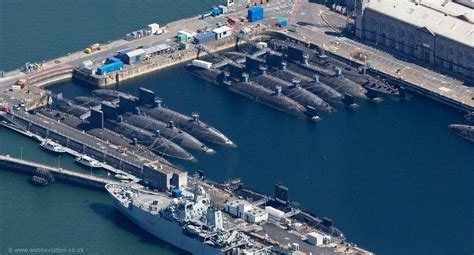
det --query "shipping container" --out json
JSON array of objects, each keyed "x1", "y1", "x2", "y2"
[
  {"x1": 212, "y1": 26, "x2": 232, "y2": 40},
  {"x1": 106, "y1": 56, "x2": 121, "y2": 64},
  {"x1": 194, "y1": 32, "x2": 216, "y2": 44},
  {"x1": 211, "y1": 8, "x2": 222, "y2": 16},
  {"x1": 96, "y1": 61, "x2": 123, "y2": 75},
  {"x1": 278, "y1": 18, "x2": 288, "y2": 27},
  {"x1": 177, "y1": 34, "x2": 187, "y2": 43},
  {"x1": 144, "y1": 44, "x2": 171, "y2": 56},
  {"x1": 123, "y1": 49, "x2": 146, "y2": 64},
  {"x1": 147, "y1": 23, "x2": 160, "y2": 34},
  {"x1": 218, "y1": 5, "x2": 228, "y2": 14},
  {"x1": 192, "y1": 60, "x2": 213, "y2": 69},
  {"x1": 228, "y1": 16, "x2": 241, "y2": 26},
  {"x1": 248, "y1": 6, "x2": 264, "y2": 22}
]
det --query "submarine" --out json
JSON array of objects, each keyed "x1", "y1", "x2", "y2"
[
  {"x1": 74, "y1": 96, "x2": 104, "y2": 108},
  {"x1": 448, "y1": 124, "x2": 474, "y2": 142},
  {"x1": 38, "y1": 108, "x2": 173, "y2": 165},
  {"x1": 75, "y1": 96, "x2": 214, "y2": 154},
  {"x1": 104, "y1": 118, "x2": 195, "y2": 161},
  {"x1": 289, "y1": 63, "x2": 368, "y2": 100},
  {"x1": 122, "y1": 113, "x2": 215, "y2": 155},
  {"x1": 186, "y1": 63, "x2": 315, "y2": 119},
  {"x1": 273, "y1": 69, "x2": 344, "y2": 103},
  {"x1": 92, "y1": 89, "x2": 236, "y2": 147},
  {"x1": 254, "y1": 68, "x2": 335, "y2": 113},
  {"x1": 51, "y1": 101, "x2": 195, "y2": 161}
]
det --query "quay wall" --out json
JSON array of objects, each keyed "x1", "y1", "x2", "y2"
[
  {"x1": 0, "y1": 155, "x2": 117, "y2": 191},
  {"x1": 74, "y1": 33, "x2": 270, "y2": 87},
  {"x1": 10, "y1": 114, "x2": 145, "y2": 177},
  {"x1": 269, "y1": 30, "x2": 474, "y2": 112}
]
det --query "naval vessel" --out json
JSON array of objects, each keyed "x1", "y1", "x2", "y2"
[
  {"x1": 106, "y1": 183, "x2": 269, "y2": 255},
  {"x1": 93, "y1": 89, "x2": 236, "y2": 147},
  {"x1": 273, "y1": 70, "x2": 344, "y2": 103},
  {"x1": 75, "y1": 96, "x2": 215, "y2": 154},
  {"x1": 448, "y1": 124, "x2": 474, "y2": 142},
  {"x1": 186, "y1": 65, "x2": 312, "y2": 119},
  {"x1": 254, "y1": 73, "x2": 335, "y2": 113}
]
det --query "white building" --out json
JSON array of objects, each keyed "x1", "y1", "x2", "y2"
[
  {"x1": 212, "y1": 26, "x2": 232, "y2": 40},
  {"x1": 243, "y1": 207, "x2": 268, "y2": 224},
  {"x1": 306, "y1": 232, "x2": 331, "y2": 246},
  {"x1": 226, "y1": 199, "x2": 252, "y2": 218}
]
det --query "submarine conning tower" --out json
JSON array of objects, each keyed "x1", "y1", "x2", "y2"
[
  {"x1": 101, "y1": 101, "x2": 119, "y2": 120},
  {"x1": 245, "y1": 56, "x2": 264, "y2": 74},
  {"x1": 119, "y1": 95, "x2": 138, "y2": 114},
  {"x1": 266, "y1": 51, "x2": 284, "y2": 70},
  {"x1": 138, "y1": 87, "x2": 156, "y2": 106}
]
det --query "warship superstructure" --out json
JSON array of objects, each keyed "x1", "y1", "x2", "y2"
[{"x1": 106, "y1": 183, "x2": 269, "y2": 255}]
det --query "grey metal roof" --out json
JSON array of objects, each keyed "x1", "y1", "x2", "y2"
[
  {"x1": 366, "y1": 0, "x2": 474, "y2": 47},
  {"x1": 144, "y1": 43, "x2": 171, "y2": 54}
]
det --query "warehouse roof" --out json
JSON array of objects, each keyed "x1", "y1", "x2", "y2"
[
  {"x1": 126, "y1": 49, "x2": 146, "y2": 57},
  {"x1": 144, "y1": 44, "x2": 171, "y2": 54},
  {"x1": 365, "y1": 0, "x2": 474, "y2": 47}
]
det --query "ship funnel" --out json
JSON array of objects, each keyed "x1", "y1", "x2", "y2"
[
  {"x1": 292, "y1": 78, "x2": 301, "y2": 88},
  {"x1": 303, "y1": 55, "x2": 309, "y2": 65},
  {"x1": 313, "y1": 75, "x2": 320, "y2": 83},
  {"x1": 280, "y1": 61, "x2": 287, "y2": 70},
  {"x1": 240, "y1": 73, "x2": 249, "y2": 83},
  {"x1": 154, "y1": 99, "x2": 162, "y2": 108},
  {"x1": 192, "y1": 112, "x2": 200, "y2": 122},
  {"x1": 155, "y1": 130, "x2": 160, "y2": 137},
  {"x1": 276, "y1": 85, "x2": 282, "y2": 96},
  {"x1": 259, "y1": 66, "x2": 267, "y2": 75},
  {"x1": 335, "y1": 67, "x2": 342, "y2": 77}
]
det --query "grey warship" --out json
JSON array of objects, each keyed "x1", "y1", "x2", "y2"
[{"x1": 105, "y1": 183, "x2": 269, "y2": 255}]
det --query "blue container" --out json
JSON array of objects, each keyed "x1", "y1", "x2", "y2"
[
  {"x1": 194, "y1": 32, "x2": 216, "y2": 44},
  {"x1": 171, "y1": 188, "x2": 182, "y2": 198},
  {"x1": 278, "y1": 18, "x2": 288, "y2": 27},
  {"x1": 211, "y1": 8, "x2": 222, "y2": 16},
  {"x1": 117, "y1": 48, "x2": 132, "y2": 55},
  {"x1": 106, "y1": 56, "x2": 121, "y2": 64},
  {"x1": 96, "y1": 61, "x2": 124, "y2": 75},
  {"x1": 248, "y1": 6, "x2": 264, "y2": 22}
]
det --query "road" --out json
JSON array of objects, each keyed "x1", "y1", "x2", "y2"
[{"x1": 1, "y1": 0, "x2": 472, "y2": 111}]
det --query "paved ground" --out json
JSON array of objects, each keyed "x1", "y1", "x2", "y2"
[
  {"x1": 1, "y1": 0, "x2": 472, "y2": 111},
  {"x1": 290, "y1": 0, "x2": 474, "y2": 110}
]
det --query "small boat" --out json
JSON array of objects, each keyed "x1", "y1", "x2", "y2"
[
  {"x1": 114, "y1": 173, "x2": 132, "y2": 180},
  {"x1": 40, "y1": 139, "x2": 66, "y2": 154},
  {"x1": 75, "y1": 155, "x2": 103, "y2": 169}
]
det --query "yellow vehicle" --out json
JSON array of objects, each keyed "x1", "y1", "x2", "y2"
[{"x1": 84, "y1": 43, "x2": 101, "y2": 54}]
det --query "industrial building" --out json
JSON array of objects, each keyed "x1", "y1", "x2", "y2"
[
  {"x1": 142, "y1": 163, "x2": 187, "y2": 191},
  {"x1": 355, "y1": 0, "x2": 474, "y2": 82}
]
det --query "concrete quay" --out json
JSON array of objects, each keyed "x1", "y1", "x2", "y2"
[
  {"x1": 0, "y1": 154, "x2": 120, "y2": 191},
  {"x1": 275, "y1": 29, "x2": 474, "y2": 112}
]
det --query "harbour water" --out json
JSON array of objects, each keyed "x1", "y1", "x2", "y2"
[{"x1": 0, "y1": 1, "x2": 473, "y2": 255}]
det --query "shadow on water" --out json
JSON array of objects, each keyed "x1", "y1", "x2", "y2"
[{"x1": 88, "y1": 202, "x2": 187, "y2": 254}]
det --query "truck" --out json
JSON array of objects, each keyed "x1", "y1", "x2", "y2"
[{"x1": 84, "y1": 43, "x2": 101, "y2": 54}]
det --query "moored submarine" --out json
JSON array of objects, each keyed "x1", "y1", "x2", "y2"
[
  {"x1": 448, "y1": 124, "x2": 474, "y2": 142},
  {"x1": 254, "y1": 67, "x2": 334, "y2": 113},
  {"x1": 93, "y1": 88, "x2": 236, "y2": 147}
]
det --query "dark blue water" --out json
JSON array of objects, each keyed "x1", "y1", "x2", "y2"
[{"x1": 1, "y1": 1, "x2": 473, "y2": 255}]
